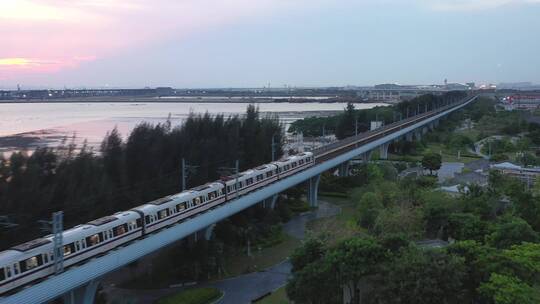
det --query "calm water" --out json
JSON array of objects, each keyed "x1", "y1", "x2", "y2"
[{"x1": 0, "y1": 102, "x2": 387, "y2": 151}]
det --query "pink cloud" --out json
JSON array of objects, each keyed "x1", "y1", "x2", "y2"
[{"x1": 0, "y1": 0, "x2": 301, "y2": 81}]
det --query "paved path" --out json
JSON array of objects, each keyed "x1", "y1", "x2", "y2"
[{"x1": 104, "y1": 200, "x2": 341, "y2": 304}]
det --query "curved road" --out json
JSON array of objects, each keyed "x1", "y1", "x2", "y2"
[{"x1": 105, "y1": 200, "x2": 340, "y2": 304}]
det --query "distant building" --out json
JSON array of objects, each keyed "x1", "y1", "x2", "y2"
[
  {"x1": 156, "y1": 87, "x2": 174, "y2": 96},
  {"x1": 501, "y1": 94, "x2": 540, "y2": 110},
  {"x1": 490, "y1": 162, "x2": 540, "y2": 187}
]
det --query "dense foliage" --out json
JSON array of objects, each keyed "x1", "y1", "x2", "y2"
[
  {"x1": 0, "y1": 105, "x2": 283, "y2": 249},
  {"x1": 287, "y1": 97, "x2": 540, "y2": 304},
  {"x1": 288, "y1": 91, "x2": 468, "y2": 139}
]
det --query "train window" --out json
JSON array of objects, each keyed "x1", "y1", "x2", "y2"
[
  {"x1": 129, "y1": 220, "x2": 137, "y2": 230},
  {"x1": 75, "y1": 241, "x2": 81, "y2": 251},
  {"x1": 257, "y1": 175, "x2": 263, "y2": 181},
  {"x1": 145, "y1": 215, "x2": 152, "y2": 224},
  {"x1": 193, "y1": 197, "x2": 201, "y2": 205},
  {"x1": 292, "y1": 162, "x2": 297, "y2": 168},
  {"x1": 64, "y1": 243, "x2": 75, "y2": 256},
  {"x1": 266, "y1": 171, "x2": 273, "y2": 178},
  {"x1": 113, "y1": 224, "x2": 128, "y2": 237},
  {"x1": 43, "y1": 254, "x2": 48, "y2": 264},
  {"x1": 299, "y1": 160, "x2": 304, "y2": 165},
  {"x1": 20, "y1": 255, "x2": 42, "y2": 272},
  {"x1": 136, "y1": 218, "x2": 143, "y2": 227},
  {"x1": 6, "y1": 266, "x2": 11, "y2": 278},
  {"x1": 176, "y1": 202, "x2": 187, "y2": 212},
  {"x1": 209, "y1": 191, "x2": 216, "y2": 199},
  {"x1": 86, "y1": 234, "x2": 100, "y2": 246},
  {"x1": 13, "y1": 264, "x2": 19, "y2": 275},
  {"x1": 0, "y1": 268, "x2": 5, "y2": 281},
  {"x1": 157, "y1": 209, "x2": 168, "y2": 220}
]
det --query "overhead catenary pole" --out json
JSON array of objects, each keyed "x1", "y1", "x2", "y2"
[
  {"x1": 182, "y1": 158, "x2": 186, "y2": 191},
  {"x1": 52, "y1": 211, "x2": 64, "y2": 274},
  {"x1": 235, "y1": 160, "x2": 239, "y2": 199},
  {"x1": 181, "y1": 158, "x2": 198, "y2": 191},
  {"x1": 271, "y1": 134, "x2": 277, "y2": 162}
]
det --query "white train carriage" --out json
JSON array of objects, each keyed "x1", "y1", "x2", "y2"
[
  {"x1": 133, "y1": 182, "x2": 226, "y2": 234},
  {"x1": 272, "y1": 152, "x2": 314, "y2": 179},
  {"x1": 221, "y1": 164, "x2": 279, "y2": 199},
  {"x1": 0, "y1": 211, "x2": 142, "y2": 294}
]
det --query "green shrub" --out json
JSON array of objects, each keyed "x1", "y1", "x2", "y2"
[{"x1": 156, "y1": 288, "x2": 222, "y2": 304}]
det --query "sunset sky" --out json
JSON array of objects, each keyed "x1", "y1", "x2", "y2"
[{"x1": 1, "y1": 0, "x2": 540, "y2": 88}]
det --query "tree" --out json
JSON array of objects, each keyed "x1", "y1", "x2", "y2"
[
  {"x1": 373, "y1": 206, "x2": 424, "y2": 239},
  {"x1": 373, "y1": 246, "x2": 466, "y2": 304},
  {"x1": 420, "y1": 191, "x2": 456, "y2": 238},
  {"x1": 328, "y1": 237, "x2": 387, "y2": 304},
  {"x1": 290, "y1": 237, "x2": 326, "y2": 272},
  {"x1": 356, "y1": 192, "x2": 384, "y2": 229},
  {"x1": 335, "y1": 102, "x2": 356, "y2": 139},
  {"x1": 479, "y1": 273, "x2": 539, "y2": 304},
  {"x1": 286, "y1": 258, "x2": 341, "y2": 304},
  {"x1": 447, "y1": 241, "x2": 496, "y2": 302},
  {"x1": 421, "y1": 151, "x2": 442, "y2": 175},
  {"x1": 447, "y1": 213, "x2": 489, "y2": 242},
  {"x1": 487, "y1": 216, "x2": 538, "y2": 249}
]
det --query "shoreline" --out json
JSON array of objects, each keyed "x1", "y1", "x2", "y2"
[{"x1": 0, "y1": 97, "x2": 385, "y2": 104}]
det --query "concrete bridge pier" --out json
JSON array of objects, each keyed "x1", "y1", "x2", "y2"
[
  {"x1": 204, "y1": 224, "x2": 216, "y2": 241},
  {"x1": 405, "y1": 132, "x2": 414, "y2": 142},
  {"x1": 307, "y1": 174, "x2": 321, "y2": 208},
  {"x1": 62, "y1": 280, "x2": 99, "y2": 304},
  {"x1": 362, "y1": 151, "x2": 372, "y2": 163},
  {"x1": 414, "y1": 129, "x2": 422, "y2": 141},
  {"x1": 338, "y1": 162, "x2": 350, "y2": 177},
  {"x1": 262, "y1": 194, "x2": 278, "y2": 209},
  {"x1": 379, "y1": 143, "x2": 390, "y2": 160},
  {"x1": 422, "y1": 126, "x2": 428, "y2": 135}
]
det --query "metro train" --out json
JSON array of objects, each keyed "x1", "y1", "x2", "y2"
[{"x1": 0, "y1": 152, "x2": 314, "y2": 294}]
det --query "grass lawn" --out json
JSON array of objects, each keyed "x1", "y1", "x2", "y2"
[
  {"x1": 306, "y1": 195, "x2": 364, "y2": 245},
  {"x1": 255, "y1": 286, "x2": 290, "y2": 304},
  {"x1": 155, "y1": 288, "x2": 222, "y2": 304},
  {"x1": 423, "y1": 143, "x2": 480, "y2": 163},
  {"x1": 221, "y1": 234, "x2": 301, "y2": 276}
]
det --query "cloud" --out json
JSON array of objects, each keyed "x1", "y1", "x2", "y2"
[{"x1": 0, "y1": 0, "x2": 294, "y2": 79}]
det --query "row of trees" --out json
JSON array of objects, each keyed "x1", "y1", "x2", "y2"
[
  {"x1": 0, "y1": 105, "x2": 283, "y2": 249},
  {"x1": 288, "y1": 91, "x2": 469, "y2": 139}
]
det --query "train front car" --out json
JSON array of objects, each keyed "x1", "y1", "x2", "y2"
[
  {"x1": 0, "y1": 211, "x2": 143, "y2": 295},
  {"x1": 0, "y1": 238, "x2": 54, "y2": 295}
]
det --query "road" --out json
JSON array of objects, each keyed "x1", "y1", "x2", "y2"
[{"x1": 104, "y1": 200, "x2": 341, "y2": 304}]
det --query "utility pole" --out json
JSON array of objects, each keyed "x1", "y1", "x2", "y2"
[
  {"x1": 271, "y1": 134, "x2": 278, "y2": 162},
  {"x1": 235, "y1": 160, "x2": 239, "y2": 199},
  {"x1": 52, "y1": 211, "x2": 64, "y2": 274},
  {"x1": 181, "y1": 158, "x2": 198, "y2": 191}
]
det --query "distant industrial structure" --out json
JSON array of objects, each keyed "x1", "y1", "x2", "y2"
[{"x1": 0, "y1": 82, "x2": 486, "y2": 103}]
